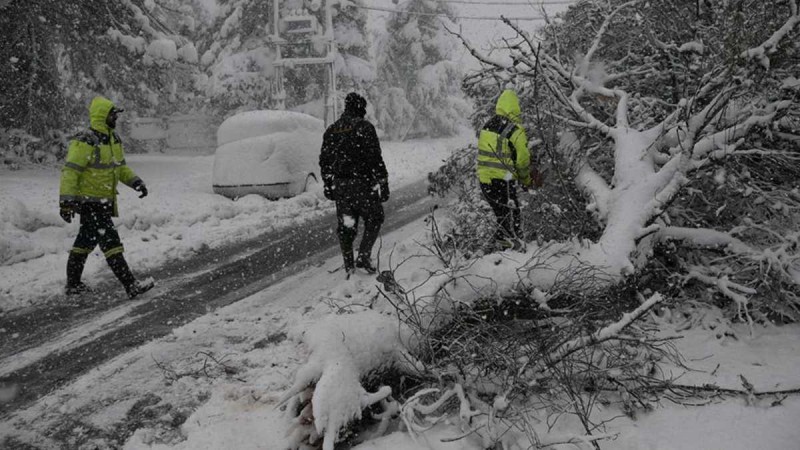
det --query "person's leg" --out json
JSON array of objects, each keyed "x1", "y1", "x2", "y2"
[
  {"x1": 95, "y1": 207, "x2": 154, "y2": 298},
  {"x1": 66, "y1": 205, "x2": 99, "y2": 294},
  {"x1": 356, "y1": 200, "x2": 385, "y2": 273},
  {"x1": 94, "y1": 209, "x2": 134, "y2": 288},
  {"x1": 481, "y1": 180, "x2": 512, "y2": 241},
  {"x1": 336, "y1": 200, "x2": 359, "y2": 271},
  {"x1": 505, "y1": 181, "x2": 521, "y2": 239}
]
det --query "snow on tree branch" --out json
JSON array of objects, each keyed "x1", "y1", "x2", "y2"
[
  {"x1": 740, "y1": 1, "x2": 800, "y2": 69},
  {"x1": 656, "y1": 226, "x2": 755, "y2": 255},
  {"x1": 545, "y1": 292, "x2": 663, "y2": 367}
]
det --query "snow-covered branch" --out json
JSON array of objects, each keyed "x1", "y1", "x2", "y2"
[
  {"x1": 545, "y1": 293, "x2": 663, "y2": 367},
  {"x1": 740, "y1": 2, "x2": 800, "y2": 69},
  {"x1": 686, "y1": 269, "x2": 755, "y2": 332},
  {"x1": 656, "y1": 226, "x2": 755, "y2": 255},
  {"x1": 692, "y1": 101, "x2": 791, "y2": 159},
  {"x1": 575, "y1": 162, "x2": 612, "y2": 220}
]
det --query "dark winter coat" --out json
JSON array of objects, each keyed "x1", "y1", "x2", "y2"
[{"x1": 319, "y1": 112, "x2": 389, "y2": 202}]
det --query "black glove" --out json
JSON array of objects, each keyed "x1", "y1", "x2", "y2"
[
  {"x1": 379, "y1": 179, "x2": 390, "y2": 203},
  {"x1": 59, "y1": 201, "x2": 78, "y2": 223},
  {"x1": 323, "y1": 184, "x2": 337, "y2": 201},
  {"x1": 132, "y1": 180, "x2": 148, "y2": 198}
]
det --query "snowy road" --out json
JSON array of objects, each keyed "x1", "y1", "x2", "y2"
[{"x1": 0, "y1": 181, "x2": 437, "y2": 417}]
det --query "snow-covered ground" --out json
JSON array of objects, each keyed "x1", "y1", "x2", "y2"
[
  {"x1": 2, "y1": 131, "x2": 800, "y2": 449},
  {"x1": 3, "y1": 200, "x2": 800, "y2": 449},
  {"x1": 0, "y1": 132, "x2": 472, "y2": 311}
]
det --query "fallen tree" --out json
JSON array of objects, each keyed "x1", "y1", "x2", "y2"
[{"x1": 280, "y1": 1, "x2": 800, "y2": 448}]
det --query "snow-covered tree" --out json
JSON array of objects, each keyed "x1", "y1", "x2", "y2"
[
  {"x1": 281, "y1": 1, "x2": 800, "y2": 448},
  {"x1": 0, "y1": 0, "x2": 202, "y2": 163},
  {"x1": 198, "y1": 0, "x2": 278, "y2": 114},
  {"x1": 332, "y1": 0, "x2": 375, "y2": 93},
  {"x1": 373, "y1": 0, "x2": 472, "y2": 139}
]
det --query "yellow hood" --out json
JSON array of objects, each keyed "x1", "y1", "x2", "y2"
[
  {"x1": 89, "y1": 96, "x2": 116, "y2": 134},
  {"x1": 495, "y1": 90, "x2": 521, "y2": 124}
]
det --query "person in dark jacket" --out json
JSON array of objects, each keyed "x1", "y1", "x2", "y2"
[
  {"x1": 319, "y1": 92, "x2": 389, "y2": 276},
  {"x1": 59, "y1": 96, "x2": 155, "y2": 299}
]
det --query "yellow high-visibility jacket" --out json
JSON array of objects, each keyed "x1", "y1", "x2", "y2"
[
  {"x1": 59, "y1": 96, "x2": 141, "y2": 216},
  {"x1": 476, "y1": 90, "x2": 532, "y2": 186}
]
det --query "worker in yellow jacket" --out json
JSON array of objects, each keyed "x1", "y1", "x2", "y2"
[
  {"x1": 59, "y1": 96, "x2": 154, "y2": 299},
  {"x1": 476, "y1": 89, "x2": 533, "y2": 250}
]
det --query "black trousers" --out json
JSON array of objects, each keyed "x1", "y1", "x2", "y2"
[
  {"x1": 71, "y1": 203, "x2": 124, "y2": 258},
  {"x1": 335, "y1": 197, "x2": 385, "y2": 262},
  {"x1": 480, "y1": 179, "x2": 521, "y2": 241}
]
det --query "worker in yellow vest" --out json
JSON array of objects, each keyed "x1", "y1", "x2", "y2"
[
  {"x1": 476, "y1": 89, "x2": 534, "y2": 250},
  {"x1": 59, "y1": 96, "x2": 154, "y2": 299}
]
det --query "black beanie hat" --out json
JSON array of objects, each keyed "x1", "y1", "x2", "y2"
[{"x1": 344, "y1": 92, "x2": 367, "y2": 117}]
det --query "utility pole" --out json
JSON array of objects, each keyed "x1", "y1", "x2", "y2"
[
  {"x1": 323, "y1": 0, "x2": 337, "y2": 127},
  {"x1": 271, "y1": 0, "x2": 285, "y2": 111},
  {"x1": 270, "y1": 0, "x2": 338, "y2": 127}
]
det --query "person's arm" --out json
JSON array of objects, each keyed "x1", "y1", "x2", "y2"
[
  {"x1": 114, "y1": 136, "x2": 147, "y2": 197},
  {"x1": 362, "y1": 121, "x2": 389, "y2": 201},
  {"x1": 59, "y1": 139, "x2": 92, "y2": 222},
  {"x1": 319, "y1": 129, "x2": 338, "y2": 200},
  {"x1": 363, "y1": 122, "x2": 388, "y2": 180},
  {"x1": 511, "y1": 126, "x2": 532, "y2": 186}
]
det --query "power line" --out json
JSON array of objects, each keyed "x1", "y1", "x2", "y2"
[{"x1": 354, "y1": 4, "x2": 550, "y2": 21}]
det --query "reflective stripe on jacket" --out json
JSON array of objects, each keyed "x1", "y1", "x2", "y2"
[
  {"x1": 59, "y1": 96, "x2": 140, "y2": 216},
  {"x1": 476, "y1": 90, "x2": 531, "y2": 186}
]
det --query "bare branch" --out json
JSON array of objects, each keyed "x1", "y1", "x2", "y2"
[{"x1": 579, "y1": 0, "x2": 644, "y2": 77}]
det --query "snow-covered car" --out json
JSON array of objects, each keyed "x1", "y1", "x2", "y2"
[{"x1": 212, "y1": 110, "x2": 323, "y2": 199}]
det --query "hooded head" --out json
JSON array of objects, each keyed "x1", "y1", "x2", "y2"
[
  {"x1": 344, "y1": 92, "x2": 367, "y2": 118},
  {"x1": 89, "y1": 96, "x2": 123, "y2": 132},
  {"x1": 495, "y1": 89, "x2": 522, "y2": 124}
]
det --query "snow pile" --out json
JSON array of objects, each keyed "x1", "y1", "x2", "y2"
[
  {"x1": 281, "y1": 311, "x2": 411, "y2": 448},
  {"x1": 0, "y1": 199, "x2": 63, "y2": 266}
]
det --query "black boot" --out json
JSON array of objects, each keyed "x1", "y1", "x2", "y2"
[
  {"x1": 343, "y1": 251, "x2": 355, "y2": 273},
  {"x1": 107, "y1": 254, "x2": 154, "y2": 299},
  {"x1": 355, "y1": 253, "x2": 376, "y2": 274},
  {"x1": 65, "y1": 252, "x2": 91, "y2": 295}
]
